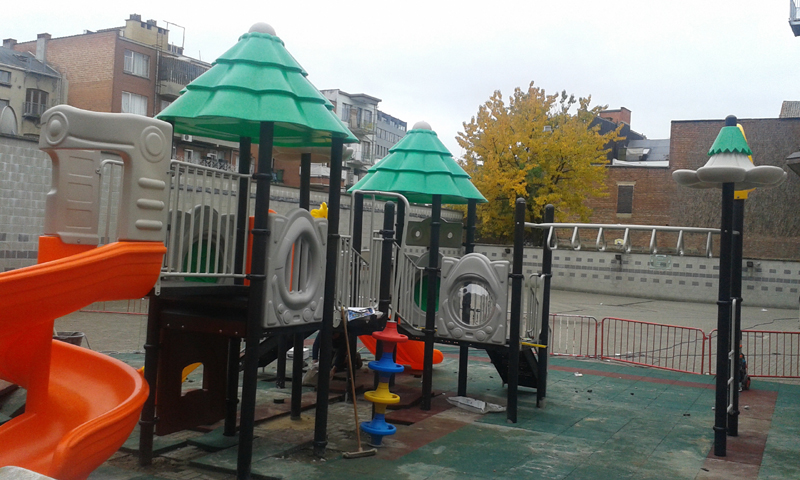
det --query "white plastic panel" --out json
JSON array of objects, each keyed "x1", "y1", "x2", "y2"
[
  {"x1": 39, "y1": 105, "x2": 172, "y2": 242},
  {"x1": 263, "y1": 209, "x2": 328, "y2": 328},
  {"x1": 436, "y1": 253, "x2": 510, "y2": 345}
]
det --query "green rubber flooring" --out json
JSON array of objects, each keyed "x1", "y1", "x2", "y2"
[{"x1": 98, "y1": 349, "x2": 800, "y2": 480}]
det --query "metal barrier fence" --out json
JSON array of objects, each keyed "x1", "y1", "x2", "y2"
[
  {"x1": 81, "y1": 298, "x2": 150, "y2": 315},
  {"x1": 708, "y1": 329, "x2": 800, "y2": 378},
  {"x1": 599, "y1": 317, "x2": 708, "y2": 374},
  {"x1": 549, "y1": 314, "x2": 599, "y2": 357}
]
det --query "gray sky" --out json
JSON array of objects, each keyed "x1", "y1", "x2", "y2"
[{"x1": 5, "y1": 1, "x2": 799, "y2": 157}]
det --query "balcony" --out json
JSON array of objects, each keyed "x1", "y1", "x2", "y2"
[
  {"x1": 23, "y1": 102, "x2": 47, "y2": 118},
  {"x1": 158, "y1": 57, "x2": 209, "y2": 99}
]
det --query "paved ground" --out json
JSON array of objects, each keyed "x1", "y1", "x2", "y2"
[{"x1": 31, "y1": 291, "x2": 800, "y2": 479}]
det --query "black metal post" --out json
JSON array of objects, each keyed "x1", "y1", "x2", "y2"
[
  {"x1": 714, "y1": 182, "x2": 735, "y2": 457},
  {"x1": 225, "y1": 139, "x2": 249, "y2": 436},
  {"x1": 421, "y1": 195, "x2": 441, "y2": 410},
  {"x1": 728, "y1": 198, "x2": 744, "y2": 436},
  {"x1": 290, "y1": 152, "x2": 313, "y2": 420},
  {"x1": 313, "y1": 137, "x2": 344, "y2": 457},
  {"x1": 507, "y1": 198, "x2": 525, "y2": 423},
  {"x1": 224, "y1": 337, "x2": 241, "y2": 436},
  {"x1": 378, "y1": 202, "x2": 395, "y2": 321},
  {"x1": 395, "y1": 200, "x2": 406, "y2": 247},
  {"x1": 300, "y1": 153, "x2": 311, "y2": 210},
  {"x1": 138, "y1": 295, "x2": 161, "y2": 465},
  {"x1": 351, "y1": 193, "x2": 364, "y2": 307},
  {"x1": 537, "y1": 204, "x2": 554, "y2": 408},
  {"x1": 237, "y1": 122, "x2": 274, "y2": 479},
  {"x1": 457, "y1": 199, "x2": 477, "y2": 397},
  {"x1": 276, "y1": 335, "x2": 287, "y2": 389},
  {"x1": 234, "y1": 138, "x2": 252, "y2": 286}
]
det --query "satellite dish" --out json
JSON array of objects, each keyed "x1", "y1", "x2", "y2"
[{"x1": 0, "y1": 106, "x2": 18, "y2": 136}]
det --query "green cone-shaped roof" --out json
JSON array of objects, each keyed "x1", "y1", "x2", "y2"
[
  {"x1": 708, "y1": 125, "x2": 752, "y2": 156},
  {"x1": 349, "y1": 122, "x2": 487, "y2": 205},
  {"x1": 157, "y1": 23, "x2": 357, "y2": 147}
]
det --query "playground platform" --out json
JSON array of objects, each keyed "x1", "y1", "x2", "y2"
[
  {"x1": 42, "y1": 291, "x2": 799, "y2": 480},
  {"x1": 80, "y1": 350, "x2": 798, "y2": 480}
]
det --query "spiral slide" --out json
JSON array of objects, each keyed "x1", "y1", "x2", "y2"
[{"x1": 0, "y1": 237, "x2": 165, "y2": 480}]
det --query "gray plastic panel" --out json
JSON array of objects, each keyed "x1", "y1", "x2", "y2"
[
  {"x1": 38, "y1": 105, "x2": 172, "y2": 243},
  {"x1": 42, "y1": 150, "x2": 102, "y2": 245},
  {"x1": 263, "y1": 209, "x2": 328, "y2": 328},
  {"x1": 436, "y1": 253, "x2": 510, "y2": 345}
]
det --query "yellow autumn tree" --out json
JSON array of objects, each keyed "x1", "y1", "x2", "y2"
[{"x1": 457, "y1": 82, "x2": 620, "y2": 242}]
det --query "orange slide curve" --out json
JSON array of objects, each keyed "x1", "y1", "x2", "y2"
[
  {"x1": 0, "y1": 236, "x2": 165, "y2": 480},
  {"x1": 359, "y1": 333, "x2": 443, "y2": 372}
]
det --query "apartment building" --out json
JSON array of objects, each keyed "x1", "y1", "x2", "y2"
[
  {"x1": 11, "y1": 14, "x2": 238, "y2": 168},
  {"x1": 0, "y1": 38, "x2": 65, "y2": 138}
]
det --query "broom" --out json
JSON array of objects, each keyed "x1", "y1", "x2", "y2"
[{"x1": 340, "y1": 307, "x2": 377, "y2": 459}]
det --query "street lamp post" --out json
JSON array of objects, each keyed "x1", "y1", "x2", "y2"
[{"x1": 673, "y1": 115, "x2": 786, "y2": 457}]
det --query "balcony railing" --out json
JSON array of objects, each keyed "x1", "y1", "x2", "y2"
[{"x1": 23, "y1": 102, "x2": 47, "y2": 118}]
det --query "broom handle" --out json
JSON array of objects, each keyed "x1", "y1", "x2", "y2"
[{"x1": 341, "y1": 307, "x2": 364, "y2": 448}]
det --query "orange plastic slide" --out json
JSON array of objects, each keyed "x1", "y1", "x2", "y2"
[
  {"x1": 359, "y1": 334, "x2": 443, "y2": 371},
  {"x1": 0, "y1": 236, "x2": 165, "y2": 480}
]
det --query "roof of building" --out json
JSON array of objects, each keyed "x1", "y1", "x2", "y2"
[
  {"x1": 0, "y1": 46, "x2": 60, "y2": 77},
  {"x1": 779, "y1": 101, "x2": 800, "y2": 118}
]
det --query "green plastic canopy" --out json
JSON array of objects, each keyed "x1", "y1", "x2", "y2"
[
  {"x1": 348, "y1": 122, "x2": 486, "y2": 205},
  {"x1": 157, "y1": 23, "x2": 357, "y2": 147}
]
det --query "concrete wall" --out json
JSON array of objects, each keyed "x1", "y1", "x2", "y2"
[
  {"x1": 474, "y1": 243, "x2": 800, "y2": 309},
  {"x1": 0, "y1": 135, "x2": 50, "y2": 270}
]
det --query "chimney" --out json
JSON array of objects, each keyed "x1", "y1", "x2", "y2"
[
  {"x1": 130, "y1": 13, "x2": 142, "y2": 22},
  {"x1": 147, "y1": 19, "x2": 157, "y2": 26},
  {"x1": 599, "y1": 107, "x2": 632, "y2": 126},
  {"x1": 36, "y1": 33, "x2": 51, "y2": 63},
  {"x1": 3, "y1": 38, "x2": 17, "y2": 49}
]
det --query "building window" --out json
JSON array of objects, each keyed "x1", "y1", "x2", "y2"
[
  {"x1": 24, "y1": 89, "x2": 48, "y2": 117},
  {"x1": 122, "y1": 91, "x2": 148, "y2": 116},
  {"x1": 617, "y1": 184, "x2": 634, "y2": 215},
  {"x1": 184, "y1": 149, "x2": 195, "y2": 162},
  {"x1": 341, "y1": 103, "x2": 351, "y2": 122},
  {"x1": 124, "y1": 50, "x2": 150, "y2": 78},
  {"x1": 0, "y1": 70, "x2": 10, "y2": 85},
  {"x1": 159, "y1": 99, "x2": 172, "y2": 113}
]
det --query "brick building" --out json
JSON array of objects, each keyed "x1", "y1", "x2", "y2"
[
  {"x1": 587, "y1": 116, "x2": 800, "y2": 261},
  {"x1": 10, "y1": 14, "x2": 239, "y2": 169}
]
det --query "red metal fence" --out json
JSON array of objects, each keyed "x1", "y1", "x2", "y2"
[
  {"x1": 599, "y1": 317, "x2": 707, "y2": 374},
  {"x1": 550, "y1": 316, "x2": 799, "y2": 378},
  {"x1": 708, "y1": 329, "x2": 800, "y2": 378},
  {"x1": 80, "y1": 298, "x2": 149, "y2": 315}
]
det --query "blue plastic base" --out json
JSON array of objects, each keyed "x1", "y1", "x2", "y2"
[
  {"x1": 368, "y1": 352, "x2": 404, "y2": 374},
  {"x1": 360, "y1": 413, "x2": 396, "y2": 446}
]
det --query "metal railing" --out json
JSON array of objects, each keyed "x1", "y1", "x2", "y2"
[
  {"x1": 600, "y1": 317, "x2": 708, "y2": 374},
  {"x1": 528, "y1": 222, "x2": 719, "y2": 257},
  {"x1": 709, "y1": 329, "x2": 800, "y2": 378},
  {"x1": 160, "y1": 160, "x2": 251, "y2": 282},
  {"x1": 549, "y1": 314, "x2": 599, "y2": 357}
]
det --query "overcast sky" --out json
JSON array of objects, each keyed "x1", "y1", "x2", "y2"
[{"x1": 5, "y1": 1, "x2": 800, "y2": 157}]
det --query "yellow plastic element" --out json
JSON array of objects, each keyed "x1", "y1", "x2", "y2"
[
  {"x1": 310, "y1": 202, "x2": 328, "y2": 219},
  {"x1": 521, "y1": 341, "x2": 547, "y2": 349},
  {"x1": 181, "y1": 363, "x2": 202, "y2": 382},
  {"x1": 363, "y1": 382, "x2": 400, "y2": 406},
  {"x1": 734, "y1": 124, "x2": 755, "y2": 200}
]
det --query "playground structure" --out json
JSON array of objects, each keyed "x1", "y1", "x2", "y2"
[{"x1": 1, "y1": 24, "x2": 780, "y2": 480}]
